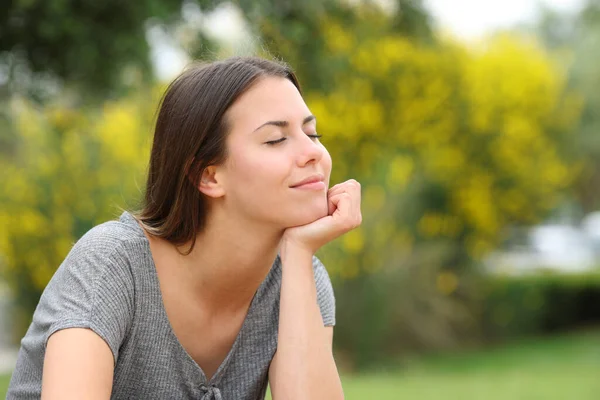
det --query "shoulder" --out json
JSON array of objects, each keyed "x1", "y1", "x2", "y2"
[
  {"x1": 47, "y1": 213, "x2": 146, "y2": 307},
  {"x1": 63, "y1": 213, "x2": 145, "y2": 271},
  {"x1": 37, "y1": 214, "x2": 143, "y2": 354},
  {"x1": 70, "y1": 214, "x2": 144, "y2": 257}
]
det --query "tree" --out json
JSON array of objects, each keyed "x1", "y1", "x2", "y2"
[
  {"x1": 0, "y1": 88, "x2": 157, "y2": 340},
  {"x1": 0, "y1": 0, "x2": 440, "y2": 348},
  {"x1": 231, "y1": 0, "x2": 433, "y2": 94},
  {"x1": 0, "y1": 0, "x2": 433, "y2": 100},
  {"x1": 0, "y1": 0, "x2": 220, "y2": 99},
  {"x1": 532, "y1": 0, "x2": 600, "y2": 212},
  {"x1": 1, "y1": 0, "x2": 581, "y2": 365},
  {"x1": 296, "y1": 22, "x2": 580, "y2": 365}
]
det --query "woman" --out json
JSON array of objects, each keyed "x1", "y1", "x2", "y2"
[{"x1": 7, "y1": 56, "x2": 361, "y2": 399}]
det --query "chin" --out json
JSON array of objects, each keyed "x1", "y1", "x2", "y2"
[{"x1": 286, "y1": 201, "x2": 328, "y2": 227}]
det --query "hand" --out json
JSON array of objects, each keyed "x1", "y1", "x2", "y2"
[{"x1": 282, "y1": 179, "x2": 362, "y2": 255}]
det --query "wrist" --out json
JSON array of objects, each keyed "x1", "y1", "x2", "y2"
[{"x1": 279, "y1": 236, "x2": 315, "y2": 262}]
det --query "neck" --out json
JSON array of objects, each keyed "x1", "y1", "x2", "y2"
[{"x1": 168, "y1": 208, "x2": 284, "y2": 314}]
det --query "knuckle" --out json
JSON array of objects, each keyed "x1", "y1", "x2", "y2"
[{"x1": 343, "y1": 221, "x2": 355, "y2": 231}]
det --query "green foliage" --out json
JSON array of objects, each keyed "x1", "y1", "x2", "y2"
[
  {"x1": 298, "y1": 17, "x2": 580, "y2": 367},
  {"x1": 0, "y1": 90, "x2": 158, "y2": 339},
  {"x1": 388, "y1": 0, "x2": 434, "y2": 41},
  {"x1": 332, "y1": 242, "x2": 480, "y2": 369},
  {"x1": 0, "y1": 0, "x2": 187, "y2": 96},
  {"x1": 238, "y1": 0, "x2": 433, "y2": 94},
  {"x1": 0, "y1": 0, "x2": 588, "y2": 364},
  {"x1": 533, "y1": 0, "x2": 600, "y2": 211},
  {"x1": 306, "y1": 24, "x2": 579, "y2": 270},
  {"x1": 0, "y1": 0, "x2": 433, "y2": 99},
  {"x1": 480, "y1": 272, "x2": 600, "y2": 340}
]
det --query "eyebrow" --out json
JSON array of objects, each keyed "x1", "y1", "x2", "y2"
[{"x1": 253, "y1": 115, "x2": 316, "y2": 132}]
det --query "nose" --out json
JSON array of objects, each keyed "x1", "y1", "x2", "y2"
[{"x1": 296, "y1": 134, "x2": 324, "y2": 167}]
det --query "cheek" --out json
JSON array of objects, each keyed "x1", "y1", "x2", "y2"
[
  {"x1": 323, "y1": 148, "x2": 332, "y2": 167},
  {"x1": 320, "y1": 148, "x2": 333, "y2": 178},
  {"x1": 227, "y1": 149, "x2": 287, "y2": 189}
]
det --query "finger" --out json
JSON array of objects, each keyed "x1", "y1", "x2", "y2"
[
  {"x1": 328, "y1": 179, "x2": 358, "y2": 193},
  {"x1": 329, "y1": 182, "x2": 360, "y2": 207},
  {"x1": 328, "y1": 180, "x2": 361, "y2": 223},
  {"x1": 334, "y1": 193, "x2": 361, "y2": 231},
  {"x1": 327, "y1": 187, "x2": 346, "y2": 215},
  {"x1": 328, "y1": 182, "x2": 361, "y2": 203},
  {"x1": 327, "y1": 181, "x2": 347, "y2": 192},
  {"x1": 329, "y1": 189, "x2": 361, "y2": 228},
  {"x1": 331, "y1": 192, "x2": 352, "y2": 222},
  {"x1": 327, "y1": 192, "x2": 337, "y2": 215}
]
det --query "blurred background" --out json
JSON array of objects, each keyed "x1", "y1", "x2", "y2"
[{"x1": 1, "y1": 0, "x2": 600, "y2": 398}]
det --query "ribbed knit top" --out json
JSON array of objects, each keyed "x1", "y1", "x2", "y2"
[{"x1": 7, "y1": 212, "x2": 335, "y2": 399}]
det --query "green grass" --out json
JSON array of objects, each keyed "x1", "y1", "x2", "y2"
[
  {"x1": 3, "y1": 330, "x2": 599, "y2": 399},
  {"x1": 1, "y1": 373, "x2": 10, "y2": 397},
  {"x1": 270, "y1": 330, "x2": 600, "y2": 400},
  {"x1": 341, "y1": 330, "x2": 600, "y2": 399}
]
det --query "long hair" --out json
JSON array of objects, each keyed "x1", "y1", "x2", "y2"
[{"x1": 134, "y1": 56, "x2": 301, "y2": 254}]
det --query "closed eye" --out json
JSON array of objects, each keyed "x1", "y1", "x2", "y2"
[
  {"x1": 265, "y1": 134, "x2": 322, "y2": 146},
  {"x1": 265, "y1": 137, "x2": 287, "y2": 145}
]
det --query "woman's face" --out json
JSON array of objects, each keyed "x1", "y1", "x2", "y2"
[{"x1": 218, "y1": 76, "x2": 332, "y2": 229}]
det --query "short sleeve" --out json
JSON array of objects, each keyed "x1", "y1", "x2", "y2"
[
  {"x1": 312, "y1": 256, "x2": 336, "y2": 327},
  {"x1": 39, "y1": 224, "x2": 135, "y2": 365}
]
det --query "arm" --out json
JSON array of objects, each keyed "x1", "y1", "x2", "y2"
[
  {"x1": 268, "y1": 245, "x2": 343, "y2": 399},
  {"x1": 269, "y1": 179, "x2": 361, "y2": 400},
  {"x1": 42, "y1": 328, "x2": 114, "y2": 399}
]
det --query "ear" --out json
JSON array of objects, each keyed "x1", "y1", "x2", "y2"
[{"x1": 197, "y1": 165, "x2": 226, "y2": 198}]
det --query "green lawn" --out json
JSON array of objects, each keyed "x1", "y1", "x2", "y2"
[
  {"x1": 1, "y1": 373, "x2": 10, "y2": 397},
  {"x1": 270, "y1": 330, "x2": 600, "y2": 400},
  {"x1": 3, "y1": 330, "x2": 599, "y2": 399}
]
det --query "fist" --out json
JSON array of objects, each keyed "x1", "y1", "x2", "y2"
[{"x1": 282, "y1": 179, "x2": 362, "y2": 254}]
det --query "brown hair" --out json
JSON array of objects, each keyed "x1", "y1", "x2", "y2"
[{"x1": 135, "y1": 56, "x2": 301, "y2": 253}]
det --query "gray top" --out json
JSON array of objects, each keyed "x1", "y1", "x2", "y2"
[{"x1": 7, "y1": 212, "x2": 335, "y2": 399}]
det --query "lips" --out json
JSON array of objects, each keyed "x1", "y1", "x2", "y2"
[{"x1": 290, "y1": 173, "x2": 325, "y2": 188}]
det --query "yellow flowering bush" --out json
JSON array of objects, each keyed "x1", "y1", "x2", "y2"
[
  {"x1": 302, "y1": 22, "x2": 580, "y2": 365},
  {"x1": 308, "y1": 32, "x2": 579, "y2": 275},
  {"x1": 0, "y1": 20, "x2": 581, "y2": 360},
  {"x1": 0, "y1": 90, "x2": 158, "y2": 338}
]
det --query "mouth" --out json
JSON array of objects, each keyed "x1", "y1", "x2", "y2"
[{"x1": 290, "y1": 173, "x2": 326, "y2": 190}]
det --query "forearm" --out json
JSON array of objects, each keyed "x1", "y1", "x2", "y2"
[{"x1": 270, "y1": 242, "x2": 343, "y2": 399}]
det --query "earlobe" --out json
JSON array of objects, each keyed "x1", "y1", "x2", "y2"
[{"x1": 197, "y1": 166, "x2": 226, "y2": 198}]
